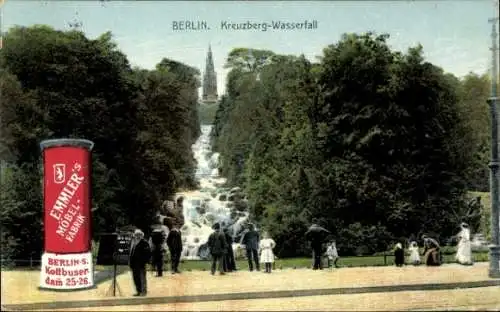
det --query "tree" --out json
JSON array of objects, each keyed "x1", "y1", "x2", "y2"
[
  {"x1": 224, "y1": 48, "x2": 275, "y2": 72},
  {"x1": 0, "y1": 25, "x2": 201, "y2": 262},
  {"x1": 212, "y1": 33, "x2": 478, "y2": 256},
  {"x1": 456, "y1": 73, "x2": 492, "y2": 192},
  {"x1": 0, "y1": 164, "x2": 43, "y2": 263}
]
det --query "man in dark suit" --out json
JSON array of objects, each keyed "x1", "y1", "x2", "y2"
[
  {"x1": 166, "y1": 221, "x2": 183, "y2": 274},
  {"x1": 223, "y1": 227, "x2": 236, "y2": 272},
  {"x1": 241, "y1": 223, "x2": 260, "y2": 271},
  {"x1": 150, "y1": 222, "x2": 166, "y2": 277},
  {"x1": 129, "y1": 229, "x2": 151, "y2": 296},
  {"x1": 305, "y1": 221, "x2": 330, "y2": 270},
  {"x1": 208, "y1": 223, "x2": 227, "y2": 275}
]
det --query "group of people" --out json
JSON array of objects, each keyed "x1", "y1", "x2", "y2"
[
  {"x1": 305, "y1": 222, "x2": 341, "y2": 270},
  {"x1": 128, "y1": 197, "x2": 185, "y2": 296},
  {"x1": 394, "y1": 236, "x2": 442, "y2": 266},
  {"x1": 149, "y1": 218, "x2": 183, "y2": 276},
  {"x1": 127, "y1": 218, "x2": 278, "y2": 296},
  {"x1": 393, "y1": 222, "x2": 473, "y2": 267},
  {"x1": 128, "y1": 222, "x2": 183, "y2": 296},
  {"x1": 128, "y1": 213, "x2": 474, "y2": 297},
  {"x1": 207, "y1": 222, "x2": 277, "y2": 275}
]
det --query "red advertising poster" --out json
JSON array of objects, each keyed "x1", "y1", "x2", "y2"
[{"x1": 39, "y1": 139, "x2": 95, "y2": 290}]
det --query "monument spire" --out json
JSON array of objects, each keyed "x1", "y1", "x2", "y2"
[
  {"x1": 68, "y1": 11, "x2": 83, "y2": 31},
  {"x1": 202, "y1": 44, "x2": 218, "y2": 104}
]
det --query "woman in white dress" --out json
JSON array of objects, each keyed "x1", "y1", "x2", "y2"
[
  {"x1": 455, "y1": 222, "x2": 473, "y2": 265},
  {"x1": 259, "y1": 232, "x2": 276, "y2": 273},
  {"x1": 408, "y1": 241, "x2": 420, "y2": 265}
]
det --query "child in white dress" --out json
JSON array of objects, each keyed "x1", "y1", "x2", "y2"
[
  {"x1": 455, "y1": 222, "x2": 473, "y2": 265},
  {"x1": 408, "y1": 241, "x2": 421, "y2": 265},
  {"x1": 325, "y1": 240, "x2": 339, "y2": 269},
  {"x1": 259, "y1": 232, "x2": 276, "y2": 273}
]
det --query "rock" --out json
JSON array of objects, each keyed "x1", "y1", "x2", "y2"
[
  {"x1": 196, "y1": 206, "x2": 206, "y2": 215},
  {"x1": 229, "y1": 187, "x2": 242, "y2": 194}
]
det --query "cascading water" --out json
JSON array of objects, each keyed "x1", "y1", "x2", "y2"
[{"x1": 177, "y1": 125, "x2": 250, "y2": 260}]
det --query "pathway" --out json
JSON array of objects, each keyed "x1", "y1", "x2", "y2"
[{"x1": 2, "y1": 263, "x2": 499, "y2": 311}]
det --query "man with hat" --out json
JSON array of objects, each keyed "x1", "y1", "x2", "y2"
[
  {"x1": 207, "y1": 223, "x2": 228, "y2": 275},
  {"x1": 129, "y1": 229, "x2": 151, "y2": 296},
  {"x1": 166, "y1": 218, "x2": 183, "y2": 274},
  {"x1": 223, "y1": 226, "x2": 237, "y2": 272},
  {"x1": 241, "y1": 223, "x2": 260, "y2": 271}
]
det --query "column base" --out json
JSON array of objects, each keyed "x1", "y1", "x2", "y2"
[
  {"x1": 39, "y1": 251, "x2": 94, "y2": 290},
  {"x1": 488, "y1": 245, "x2": 500, "y2": 279},
  {"x1": 488, "y1": 269, "x2": 500, "y2": 278}
]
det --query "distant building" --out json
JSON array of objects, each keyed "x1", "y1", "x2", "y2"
[{"x1": 201, "y1": 45, "x2": 218, "y2": 104}]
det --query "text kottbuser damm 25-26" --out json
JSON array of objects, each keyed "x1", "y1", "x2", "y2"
[{"x1": 44, "y1": 257, "x2": 91, "y2": 287}]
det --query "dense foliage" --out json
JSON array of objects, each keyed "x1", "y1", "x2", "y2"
[
  {"x1": 211, "y1": 33, "x2": 495, "y2": 257},
  {"x1": 0, "y1": 26, "x2": 200, "y2": 263},
  {"x1": 0, "y1": 27, "x2": 495, "y2": 262}
]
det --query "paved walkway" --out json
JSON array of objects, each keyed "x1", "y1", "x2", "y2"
[
  {"x1": 2, "y1": 263, "x2": 499, "y2": 311},
  {"x1": 52, "y1": 287, "x2": 500, "y2": 311}
]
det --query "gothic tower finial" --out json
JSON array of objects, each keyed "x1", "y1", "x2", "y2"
[
  {"x1": 68, "y1": 11, "x2": 83, "y2": 31},
  {"x1": 202, "y1": 44, "x2": 218, "y2": 104}
]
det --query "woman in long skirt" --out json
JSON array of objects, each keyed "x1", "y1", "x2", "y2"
[
  {"x1": 259, "y1": 232, "x2": 276, "y2": 273},
  {"x1": 455, "y1": 222, "x2": 473, "y2": 265},
  {"x1": 394, "y1": 243, "x2": 405, "y2": 267}
]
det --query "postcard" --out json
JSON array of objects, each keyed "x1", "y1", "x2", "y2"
[{"x1": 0, "y1": 0, "x2": 499, "y2": 311}]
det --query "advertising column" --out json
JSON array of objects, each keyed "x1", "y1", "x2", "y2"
[{"x1": 39, "y1": 139, "x2": 95, "y2": 290}]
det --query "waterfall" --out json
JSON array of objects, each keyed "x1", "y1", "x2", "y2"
[{"x1": 176, "y1": 125, "x2": 250, "y2": 260}]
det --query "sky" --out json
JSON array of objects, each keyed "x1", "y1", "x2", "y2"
[{"x1": 1, "y1": 0, "x2": 498, "y2": 96}]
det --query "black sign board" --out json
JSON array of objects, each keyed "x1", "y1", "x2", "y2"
[
  {"x1": 96, "y1": 232, "x2": 133, "y2": 266},
  {"x1": 96, "y1": 233, "x2": 117, "y2": 266},
  {"x1": 115, "y1": 232, "x2": 133, "y2": 265}
]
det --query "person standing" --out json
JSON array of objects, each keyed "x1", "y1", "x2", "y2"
[
  {"x1": 241, "y1": 223, "x2": 260, "y2": 271},
  {"x1": 259, "y1": 231, "x2": 276, "y2": 273},
  {"x1": 150, "y1": 224, "x2": 166, "y2": 277},
  {"x1": 325, "y1": 240, "x2": 339, "y2": 269},
  {"x1": 208, "y1": 223, "x2": 227, "y2": 275},
  {"x1": 129, "y1": 229, "x2": 151, "y2": 296},
  {"x1": 408, "y1": 241, "x2": 421, "y2": 265},
  {"x1": 223, "y1": 227, "x2": 236, "y2": 272},
  {"x1": 305, "y1": 222, "x2": 330, "y2": 270},
  {"x1": 455, "y1": 222, "x2": 473, "y2": 265},
  {"x1": 166, "y1": 224, "x2": 183, "y2": 274},
  {"x1": 394, "y1": 243, "x2": 405, "y2": 267}
]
